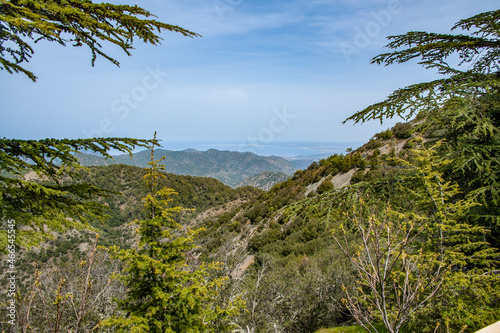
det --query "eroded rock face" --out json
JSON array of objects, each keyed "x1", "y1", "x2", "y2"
[
  {"x1": 304, "y1": 168, "x2": 358, "y2": 197},
  {"x1": 231, "y1": 255, "x2": 255, "y2": 279}
]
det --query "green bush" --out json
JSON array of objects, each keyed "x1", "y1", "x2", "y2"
[
  {"x1": 248, "y1": 228, "x2": 282, "y2": 252},
  {"x1": 217, "y1": 212, "x2": 233, "y2": 225},
  {"x1": 299, "y1": 219, "x2": 322, "y2": 243},
  {"x1": 350, "y1": 169, "x2": 365, "y2": 184},
  {"x1": 392, "y1": 122, "x2": 413, "y2": 139},
  {"x1": 228, "y1": 220, "x2": 242, "y2": 232},
  {"x1": 317, "y1": 178, "x2": 334, "y2": 194},
  {"x1": 369, "y1": 149, "x2": 381, "y2": 169},
  {"x1": 284, "y1": 216, "x2": 304, "y2": 236},
  {"x1": 375, "y1": 129, "x2": 393, "y2": 140},
  {"x1": 351, "y1": 153, "x2": 366, "y2": 169},
  {"x1": 364, "y1": 139, "x2": 383, "y2": 150},
  {"x1": 403, "y1": 139, "x2": 415, "y2": 149},
  {"x1": 364, "y1": 168, "x2": 383, "y2": 181},
  {"x1": 245, "y1": 202, "x2": 269, "y2": 223}
]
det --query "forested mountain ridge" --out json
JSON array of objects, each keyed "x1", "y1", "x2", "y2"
[
  {"x1": 1, "y1": 164, "x2": 262, "y2": 288},
  {"x1": 1, "y1": 119, "x2": 418, "y2": 330},
  {"x1": 191, "y1": 113, "x2": 500, "y2": 332},
  {"x1": 76, "y1": 148, "x2": 300, "y2": 188},
  {"x1": 195, "y1": 114, "x2": 498, "y2": 268},
  {"x1": 194, "y1": 120, "x2": 419, "y2": 264}
]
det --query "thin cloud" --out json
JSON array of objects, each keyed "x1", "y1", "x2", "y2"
[{"x1": 154, "y1": 0, "x2": 303, "y2": 37}]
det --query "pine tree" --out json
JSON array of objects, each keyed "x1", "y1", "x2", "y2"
[
  {"x1": 402, "y1": 145, "x2": 500, "y2": 332},
  {"x1": 1, "y1": 0, "x2": 200, "y2": 247},
  {"x1": 0, "y1": 137, "x2": 153, "y2": 248},
  {"x1": 344, "y1": 10, "x2": 500, "y2": 125},
  {"x1": 0, "y1": 0, "x2": 200, "y2": 81},
  {"x1": 343, "y1": 9, "x2": 500, "y2": 263},
  {"x1": 103, "y1": 135, "x2": 241, "y2": 332}
]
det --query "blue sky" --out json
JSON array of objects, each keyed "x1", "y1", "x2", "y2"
[{"x1": 1, "y1": 0, "x2": 498, "y2": 156}]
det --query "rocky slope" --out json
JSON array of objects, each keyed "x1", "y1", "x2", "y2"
[{"x1": 235, "y1": 171, "x2": 290, "y2": 191}]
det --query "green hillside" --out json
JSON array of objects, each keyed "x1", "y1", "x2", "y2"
[
  {"x1": 77, "y1": 164, "x2": 262, "y2": 225},
  {"x1": 3, "y1": 165, "x2": 262, "y2": 291},
  {"x1": 76, "y1": 148, "x2": 300, "y2": 187},
  {"x1": 5, "y1": 114, "x2": 499, "y2": 332},
  {"x1": 235, "y1": 171, "x2": 290, "y2": 191},
  {"x1": 192, "y1": 115, "x2": 500, "y2": 332},
  {"x1": 3, "y1": 114, "x2": 499, "y2": 332}
]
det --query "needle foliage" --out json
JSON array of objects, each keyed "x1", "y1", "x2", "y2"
[{"x1": 0, "y1": 0, "x2": 200, "y2": 81}]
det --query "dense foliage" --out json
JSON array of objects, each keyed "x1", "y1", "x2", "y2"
[
  {"x1": 103, "y1": 144, "x2": 241, "y2": 332},
  {"x1": 340, "y1": 9, "x2": 500, "y2": 332},
  {"x1": 194, "y1": 10, "x2": 500, "y2": 332},
  {"x1": 0, "y1": 163, "x2": 260, "y2": 292},
  {"x1": 0, "y1": 137, "x2": 152, "y2": 248},
  {"x1": 76, "y1": 164, "x2": 261, "y2": 227},
  {"x1": 344, "y1": 10, "x2": 500, "y2": 250}
]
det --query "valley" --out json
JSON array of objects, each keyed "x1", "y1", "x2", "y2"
[
  {"x1": 1, "y1": 6, "x2": 499, "y2": 332},
  {"x1": 2, "y1": 113, "x2": 499, "y2": 332},
  {"x1": 76, "y1": 148, "x2": 306, "y2": 189}
]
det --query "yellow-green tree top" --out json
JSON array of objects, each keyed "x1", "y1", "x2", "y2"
[{"x1": 104, "y1": 135, "x2": 241, "y2": 332}]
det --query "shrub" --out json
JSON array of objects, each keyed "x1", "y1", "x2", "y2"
[
  {"x1": 350, "y1": 169, "x2": 365, "y2": 184},
  {"x1": 317, "y1": 178, "x2": 334, "y2": 194},
  {"x1": 248, "y1": 228, "x2": 282, "y2": 252},
  {"x1": 245, "y1": 202, "x2": 269, "y2": 223},
  {"x1": 364, "y1": 168, "x2": 383, "y2": 181},
  {"x1": 369, "y1": 149, "x2": 381, "y2": 169},
  {"x1": 351, "y1": 153, "x2": 366, "y2": 169},
  {"x1": 308, "y1": 161, "x2": 319, "y2": 170},
  {"x1": 403, "y1": 139, "x2": 415, "y2": 149},
  {"x1": 375, "y1": 129, "x2": 393, "y2": 140},
  {"x1": 217, "y1": 212, "x2": 233, "y2": 225},
  {"x1": 228, "y1": 220, "x2": 242, "y2": 232},
  {"x1": 300, "y1": 219, "x2": 322, "y2": 243},
  {"x1": 392, "y1": 122, "x2": 413, "y2": 139},
  {"x1": 364, "y1": 139, "x2": 383, "y2": 150}
]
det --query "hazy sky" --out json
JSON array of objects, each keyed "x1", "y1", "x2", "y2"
[{"x1": 1, "y1": 0, "x2": 498, "y2": 156}]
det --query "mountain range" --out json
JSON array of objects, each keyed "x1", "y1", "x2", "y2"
[
  {"x1": 11, "y1": 114, "x2": 499, "y2": 332},
  {"x1": 76, "y1": 148, "x2": 309, "y2": 188}
]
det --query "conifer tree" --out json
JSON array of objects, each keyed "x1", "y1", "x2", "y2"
[
  {"x1": 343, "y1": 10, "x2": 500, "y2": 251},
  {"x1": 0, "y1": 137, "x2": 153, "y2": 248},
  {"x1": 333, "y1": 145, "x2": 499, "y2": 332},
  {"x1": 1, "y1": 0, "x2": 200, "y2": 247},
  {"x1": 103, "y1": 135, "x2": 241, "y2": 332},
  {"x1": 0, "y1": 0, "x2": 200, "y2": 81},
  {"x1": 344, "y1": 9, "x2": 500, "y2": 125}
]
